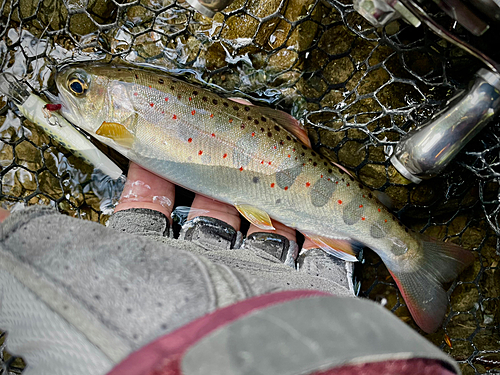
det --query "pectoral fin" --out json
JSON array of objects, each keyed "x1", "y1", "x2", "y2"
[
  {"x1": 303, "y1": 233, "x2": 362, "y2": 262},
  {"x1": 96, "y1": 122, "x2": 134, "y2": 148},
  {"x1": 234, "y1": 204, "x2": 275, "y2": 230}
]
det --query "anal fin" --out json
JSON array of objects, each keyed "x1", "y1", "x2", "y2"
[
  {"x1": 303, "y1": 233, "x2": 362, "y2": 262},
  {"x1": 235, "y1": 203, "x2": 275, "y2": 230}
]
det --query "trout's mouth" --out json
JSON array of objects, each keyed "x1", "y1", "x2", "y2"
[{"x1": 56, "y1": 88, "x2": 80, "y2": 128}]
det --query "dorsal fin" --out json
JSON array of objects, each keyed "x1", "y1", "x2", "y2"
[
  {"x1": 255, "y1": 107, "x2": 311, "y2": 148},
  {"x1": 228, "y1": 97, "x2": 311, "y2": 147}
]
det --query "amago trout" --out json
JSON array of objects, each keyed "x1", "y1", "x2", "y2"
[{"x1": 55, "y1": 63, "x2": 474, "y2": 333}]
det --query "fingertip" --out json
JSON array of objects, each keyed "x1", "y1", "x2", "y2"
[
  {"x1": 0, "y1": 207, "x2": 10, "y2": 223},
  {"x1": 247, "y1": 220, "x2": 296, "y2": 243},
  {"x1": 189, "y1": 195, "x2": 241, "y2": 231},
  {"x1": 115, "y1": 162, "x2": 175, "y2": 221}
]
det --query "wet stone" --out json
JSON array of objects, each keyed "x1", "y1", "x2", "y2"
[
  {"x1": 0, "y1": 112, "x2": 23, "y2": 143},
  {"x1": 14, "y1": 141, "x2": 43, "y2": 171},
  {"x1": 342, "y1": 198, "x2": 365, "y2": 225},
  {"x1": 59, "y1": 199, "x2": 79, "y2": 218},
  {"x1": 323, "y1": 56, "x2": 354, "y2": 85},
  {"x1": 2, "y1": 168, "x2": 22, "y2": 196},
  {"x1": 318, "y1": 25, "x2": 355, "y2": 56},
  {"x1": 0, "y1": 143, "x2": 14, "y2": 168},
  {"x1": 338, "y1": 140, "x2": 366, "y2": 169},
  {"x1": 17, "y1": 168, "x2": 36, "y2": 191},
  {"x1": 310, "y1": 177, "x2": 336, "y2": 207},
  {"x1": 297, "y1": 75, "x2": 328, "y2": 99},
  {"x1": 376, "y1": 82, "x2": 423, "y2": 110},
  {"x1": 23, "y1": 121, "x2": 51, "y2": 147},
  {"x1": 38, "y1": 170, "x2": 63, "y2": 200},
  {"x1": 447, "y1": 313, "x2": 476, "y2": 339},
  {"x1": 357, "y1": 68, "x2": 391, "y2": 96},
  {"x1": 472, "y1": 329, "x2": 500, "y2": 350},
  {"x1": 268, "y1": 49, "x2": 299, "y2": 72}
]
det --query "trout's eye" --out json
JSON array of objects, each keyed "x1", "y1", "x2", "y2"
[{"x1": 67, "y1": 71, "x2": 89, "y2": 97}]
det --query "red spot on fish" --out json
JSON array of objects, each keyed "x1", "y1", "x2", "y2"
[
  {"x1": 359, "y1": 204, "x2": 363, "y2": 208},
  {"x1": 261, "y1": 160, "x2": 264, "y2": 164},
  {"x1": 346, "y1": 183, "x2": 350, "y2": 187},
  {"x1": 44, "y1": 103, "x2": 62, "y2": 111},
  {"x1": 268, "y1": 161, "x2": 272, "y2": 165},
  {"x1": 335, "y1": 181, "x2": 338, "y2": 184},
  {"x1": 287, "y1": 155, "x2": 291, "y2": 158},
  {"x1": 362, "y1": 195, "x2": 366, "y2": 198},
  {"x1": 223, "y1": 153, "x2": 227, "y2": 158},
  {"x1": 378, "y1": 208, "x2": 381, "y2": 212},
  {"x1": 239, "y1": 167, "x2": 244, "y2": 171},
  {"x1": 188, "y1": 138, "x2": 192, "y2": 143},
  {"x1": 189, "y1": 97, "x2": 192, "y2": 101},
  {"x1": 361, "y1": 217, "x2": 365, "y2": 221},
  {"x1": 148, "y1": 85, "x2": 152, "y2": 88},
  {"x1": 198, "y1": 150, "x2": 203, "y2": 155},
  {"x1": 165, "y1": 97, "x2": 168, "y2": 101},
  {"x1": 172, "y1": 115, "x2": 177, "y2": 119},
  {"x1": 284, "y1": 186, "x2": 289, "y2": 190},
  {"x1": 229, "y1": 118, "x2": 233, "y2": 123},
  {"x1": 162, "y1": 111, "x2": 165, "y2": 114},
  {"x1": 306, "y1": 182, "x2": 311, "y2": 187},
  {"x1": 191, "y1": 110, "x2": 196, "y2": 115},
  {"x1": 150, "y1": 103, "x2": 154, "y2": 107},
  {"x1": 210, "y1": 114, "x2": 214, "y2": 118},
  {"x1": 211, "y1": 133, "x2": 216, "y2": 137},
  {"x1": 338, "y1": 200, "x2": 342, "y2": 204},
  {"x1": 134, "y1": 92, "x2": 138, "y2": 96},
  {"x1": 292, "y1": 148, "x2": 295, "y2": 152},
  {"x1": 252, "y1": 132, "x2": 255, "y2": 137},
  {"x1": 274, "y1": 146, "x2": 277, "y2": 149},
  {"x1": 271, "y1": 183, "x2": 275, "y2": 188},
  {"x1": 385, "y1": 219, "x2": 388, "y2": 223}
]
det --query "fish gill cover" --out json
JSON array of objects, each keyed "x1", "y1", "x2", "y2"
[{"x1": 0, "y1": 0, "x2": 498, "y2": 373}]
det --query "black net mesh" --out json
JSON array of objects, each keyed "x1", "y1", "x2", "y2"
[{"x1": 0, "y1": 0, "x2": 499, "y2": 373}]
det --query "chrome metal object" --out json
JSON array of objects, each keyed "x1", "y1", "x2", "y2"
[
  {"x1": 398, "y1": 0, "x2": 500, "y2": 74},
  {"x1": 354, "y1": 0, "x2": 500, "y2": 73},
  {"x1": 471, "y1": 0, "x2": 500, "y2": 23},
  {"x1": 185, "y1": 0, "x2": 236, "y2": 18},
  {"x1": 353, "y1": 0, "x2": 421, "y2": 27},
  {"x1": 391, "y1": 68, "x2": 500, "y2": 183}
]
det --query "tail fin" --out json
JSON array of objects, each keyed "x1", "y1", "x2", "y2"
[{"x1": 387, "y1": 238, "x2": 474, "y2": 333}]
